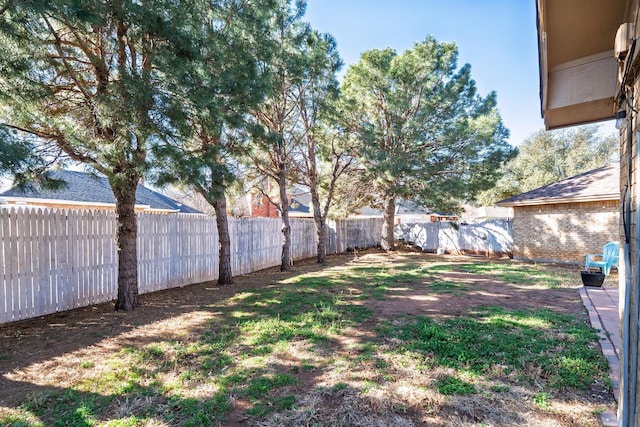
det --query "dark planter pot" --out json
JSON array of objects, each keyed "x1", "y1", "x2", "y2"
[{"x1": 580, "y1": 270, "x2": 605, "y2": 287}]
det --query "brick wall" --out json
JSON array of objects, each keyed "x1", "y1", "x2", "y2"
[
  {"x1": 250, "y1": 194, "x2": 280, "y2": 218},
  {"x1": 513, "y1": 200, "x2": 619, "y2": 264}
]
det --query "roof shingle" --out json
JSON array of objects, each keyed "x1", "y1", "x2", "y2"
[
  {"x1": 0, "y1": 170, "x2": 201, "y2": 214},
  {"x1": 496, "y1": 163, "x2": 619, "y2": 207}
]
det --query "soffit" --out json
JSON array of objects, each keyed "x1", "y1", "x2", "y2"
[
  {"x1": 543, "y1": 1, "x2": 625, "y2": 69},
  {"x1": 538, "y1": 0, "x2": 628, "y2": 129}
]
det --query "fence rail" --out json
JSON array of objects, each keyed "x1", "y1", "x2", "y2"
[{"x1": 0, "y1": 208, "x2": 383, "y2": 324}]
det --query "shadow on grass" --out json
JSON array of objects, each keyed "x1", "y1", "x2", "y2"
[
  {"x1": 0, "y1": 252, "x2": 614, "y2": 425},
  {"x1": 2, "y1": 376, "x2": 232, "y2": 426}
]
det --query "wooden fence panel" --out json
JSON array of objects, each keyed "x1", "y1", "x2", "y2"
[
  {"x1": 0, "y1": 209, "x2": 11, "y2": 324},
  {"x1": 67, "y1": 209, "x2": 79, "y2": 309},
  {"x1": 230, "y1": 217, "x2": 284, "y2": 276},
  {"x1": 328, "y1": 218, "x2": 384, "y2": 253},
  {"x1": 34, "y1": 209, "x2": 48, "y2": 315},
  {"x1": 291, "y1": 219, "x2": 317, "y2": 261},
  {"x1": 1, "y1": 208, "x2": 387, "y2": 325},
  {"x1": 138, "y1": 213, "x2": 221, "y2": 293},
  {"x1": 53, "y1": 210, "x2": 67, "y2": 311}
]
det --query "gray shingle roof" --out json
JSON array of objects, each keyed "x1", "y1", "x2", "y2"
[
  {"x1": 496, "y1": 163, "x2": 620, "y2": 207},
  {"x1": 0, "y1": 170, "x2": 201, "y2": 213}
]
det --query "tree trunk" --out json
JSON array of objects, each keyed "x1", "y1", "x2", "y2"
[
  {"x1": 213, "y1": 194, "x2": 233, "y2": 285},
  {"x1": 307, "y1": 155, "x2": 328, "y2": 263},
  {"x1": 381, "y1": 196, "x2": 395, "y2": 251},
  {"x1": 311, "y1": 193, "x2": 327, "y2": 263},
  {"x1": 112, "y1": 176, "x2": 140, "y2": 311},
  {"x1": 316, "y1": 219, "x2": 327, "y2": 263},
  {"x1": 278, "y1": 165, "x2": 292, "y2": 271}
]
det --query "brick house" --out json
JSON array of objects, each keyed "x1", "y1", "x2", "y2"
[
  {"x1": 497, "y1": 164, "x2": 619, "y2": 264},
  {"x1": 248, "y1": 189, "x2": 311, "y2": 218},
  {"x1": 249, "y1": 193, "x2": 280, "y2": 218}
]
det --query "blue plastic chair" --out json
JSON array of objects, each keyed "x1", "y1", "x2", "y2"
[{"x1": 584, "y1": 241, "x2": 620, "y2": 275}]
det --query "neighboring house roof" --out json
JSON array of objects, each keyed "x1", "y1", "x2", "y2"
[
  {"x1": 288, "y1": 187, "x2": 311, "y2": 216},
  {"x1": 354, "y1": 206, "x2": 383, "y2": 217},
  {"x1": 354, "y1": 201, "x2": 455, "y2": 218},
  {"x1": 289, "y1": 195, "x2": 311, "y2": 216},
  {"x1": 0, "y1": 170, "x2": 201, "y2": 214},
  {"x1": 496, "y1": 163, "x2": 619, "y2": 207}
]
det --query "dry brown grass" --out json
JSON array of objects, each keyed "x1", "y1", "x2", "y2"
[{"x1": 0, "y1": 249, "x2": 615, "y2": 426}]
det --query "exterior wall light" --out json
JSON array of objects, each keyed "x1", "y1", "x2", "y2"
[{"x1": 616, "y1": 109, "x2": 628, "y2": 129}]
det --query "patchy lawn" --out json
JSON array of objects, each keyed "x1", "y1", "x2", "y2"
[{"x1": 0, "y1": 249, "x2": 615, "y2": 426}]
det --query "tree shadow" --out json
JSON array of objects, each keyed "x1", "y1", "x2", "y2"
[
  {"x1": 0, "y1": 255, "x2": 356, "y2": 403},
  {"x1": 0, "y1": 250, "x2": 615, "y2": 425}
]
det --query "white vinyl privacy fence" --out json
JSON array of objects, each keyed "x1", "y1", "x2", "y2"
[
  {"x1": 0, "y1": 207, "x2": 382, "y2": 324},
  {"x1": 394, "y1": 219, "x2": 513, "y2": 257}
]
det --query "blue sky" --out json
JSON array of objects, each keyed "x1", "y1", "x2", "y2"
[{"x1": 304, "y1": 0, "x2": 616, "y2": 146}]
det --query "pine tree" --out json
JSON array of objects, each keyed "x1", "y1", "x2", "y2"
[
  {"x1": 476, "y1": 126, "x2": 618, "y2": 205},
  {"x1": 150, "y1": 0, "x2": 277, "y2": 285},
  {"x1": 341, "y1": 37, "x2": 515, "y2": 250},
  {"x1": 247, "y1": 0, "x2": 310, "y2": 271},
  {"x1": 0, "y1": 0, "x2": 202, "y2": 310},
  {"x1": 0, "y1": 127, "x2": 61, "y2": 189},
  {"x1": 288, "y1": 30, "x2": 350, "y2": 263}
]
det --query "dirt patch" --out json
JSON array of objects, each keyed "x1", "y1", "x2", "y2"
[
  {"x1": 363, "y1": 269, "x2": 584, "y2": 319},
  {"x1": 0, "y1": 249, "x2": 616, "y2": 426}
]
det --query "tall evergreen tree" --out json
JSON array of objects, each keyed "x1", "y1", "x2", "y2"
[
  {"x1": 0, "y1": 0, "x2": 200, "y2": 310},
  {"x1": 248, "y1": 0, "x2": 309, "y2": 271},
  {"x1": 288, "y1": 30, "x2": 350, "y2": 263},
  {"x1": 0, "y1": 127, "x2": 62, "y2": 189},
  {"x1": 151, "y1": 0, "x2": 276, "y2": 285},
  {"x1": 341, "y1": 37, "x2": 515, "y2": 250},
  {"x1": 476, "y1": 126, "x2": 619, "y2": 205}
]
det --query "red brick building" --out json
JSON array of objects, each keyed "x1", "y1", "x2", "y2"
[
  {"x1": 250, "y1": 194, "x2": 280, "y2": 218},
  {"x1": 248, "y1": 191, "x2": 311, "y2": 218}
]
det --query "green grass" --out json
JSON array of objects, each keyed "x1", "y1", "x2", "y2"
[
  {"x1": 380, "y1": 306, "x2": 606, "y2": 390},
  {"x1": 1, "y1": 256, "x2": 611, "y2": 426},
  {"x1": 429, "y1": 262, "x2": 574, "y2": 288},
  {"x1": 434, "y1": 375, "x2": 477, "y2": 395},
  {"x1": 428, "y1": 279, "x2": 469, "y2": 294},
  {"x1": 21, "y1": 390, "x2": 105, "y2": 427},
  {"x1": 244, "y1": 373, "x2": 298, "y2": 400},
  {"x1": 333, "y1": 382, "x2": 348, "y2": 391},
  {"x1": 0, "y1": 414, "x2": 44, "y2": 427},
  {"x1": 246, "y1": 394, "x2": 296, "y2": 417},
  {"x1": 533, "y1": 392, "x2": 553, "y2": 410},
  {"x1": 490, "y1": 384, "x2": 511, "y2": 393}
]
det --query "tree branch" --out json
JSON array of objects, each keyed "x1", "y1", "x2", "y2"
[
  {"x1": 0, "y1": 0, "x2": 13, "y2": 16},
  {"x1": 43, "y1": 16, "x2": 95, "y2": 105}
]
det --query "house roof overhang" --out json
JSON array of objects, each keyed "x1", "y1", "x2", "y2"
[
  {"x1": 0, "y1": 196, "x2": 180, "y2": 213},
  {"x1": 497, "y1": 194, "x2": 619, "y2": 208},
  {"x1": 537, "y1": 0, "x2": 628, "y2": 129}
]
